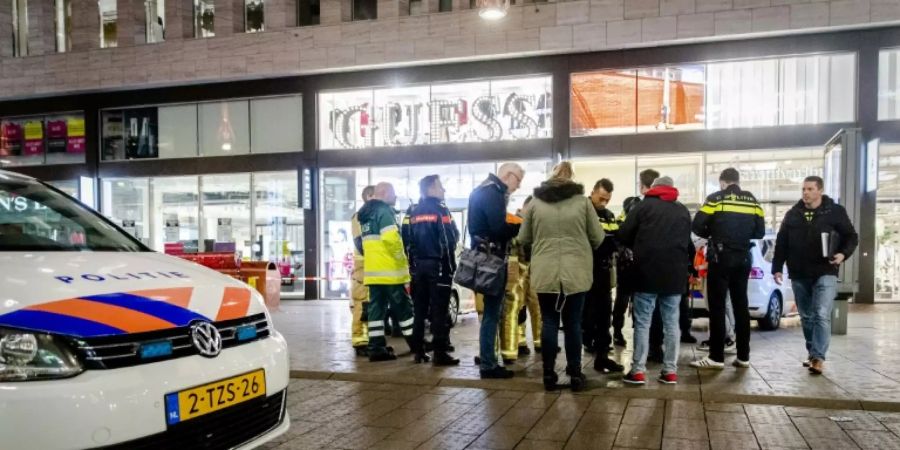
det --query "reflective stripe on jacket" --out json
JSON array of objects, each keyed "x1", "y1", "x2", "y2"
[{"x1": 358, "y1": 200, "x2": 411, "y2": 285}]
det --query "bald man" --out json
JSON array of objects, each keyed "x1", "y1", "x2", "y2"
[
  {"x1": 358, "y1": 182, "x2": 416, "y2": 361},
  {"x1": 468, "y1": 162, "x2": 525, "y2": 379}
]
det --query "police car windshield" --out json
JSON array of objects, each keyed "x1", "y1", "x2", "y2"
[{"x1": 0, "y1": 176, "x2": 146, "y2": 252}]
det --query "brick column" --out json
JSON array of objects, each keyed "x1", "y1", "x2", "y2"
[
  {"x1": 215, "y1": 0, "x2": 236, "y2": 35},
  {"x1": 118, "y1": 0, "x2": 147, "y2": 46},
  {"x1": 265, "y1": 0, "x2": 294, "y2": 29},
  {"x1": 71, "y1": 0, "x2": 100, "y2": 51},
  {"x1": 29, "y1": 0, "x2": 55, "y2": 55},
  {"x1": 377, "y1": 0, "x2": 406, "y2": 18},
  {"x1": 319, "y1": 0, "x2": 345, "y2": 24},
  {"x1": 166, "y1": 0, "x2": 196, "y2": 39},
  {"x1": 0, "y1": 1, "x2": 11, "y2": 57}
]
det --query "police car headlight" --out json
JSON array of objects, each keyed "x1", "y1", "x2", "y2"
[{"x1": 0, "y1": 327, "x2": 83, "y2": 381}]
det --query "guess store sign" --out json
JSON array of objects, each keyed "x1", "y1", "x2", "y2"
[{"x1": 319, "y1": 76, "x2": 553, "y2": 150}]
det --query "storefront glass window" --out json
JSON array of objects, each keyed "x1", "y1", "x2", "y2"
[
  {"x1": 152, "y1": 176, "x2": 200, "y2": 253},
  {"x1": 201, "y1": 174, "x2": 251, "y2": 257},
  {"x1": 47, "y1": 179, "x2": 79, "y2": 199},
  {"x1": 99, "y1": 0, "x2": 117, "y2": 49},
  {"x1": 571, "y1": 66, "x2": 704, "y2": 136},
  {"x1": 250, "y1": 96, "x2": 303, "y2": 153},
  {"x1": 876, "y1": 144, "x2": 900, "y2": 301},
  {"x1": 145, "y1": 0, "x2": 165, "y2": 43},
  {"x1": 0, "y1": 113, "x2": 86, "y2": 168},
  {"x1": 320, "y1": 169, "x2": 368, "y2": 299},
  {"x1": 706, "y1": 59, "x2": 779, "y2": 129},
  {"x1": 638, "y1": 154, "x2": 704, "y2": 211},
  {"x1": 194, "y1": 0, "x2": 215, "y2": 37},
  {"x1": 254, "y1": 171, "x2": 304, "y2": 297},
  {"x1": 200, "y1": 101, "x2": 250, "y2": 157},
  {"x1": 101, "y1": 108, "x2": 159, "y2": 160},
  {"x1": 158, "y1": 104, "x2": 199, "y2": 159},
  {"x1": 102, "y1": 177, "x2": 151, "y2": 245},
  {"x1": 879, "y1": 49, "x2": 900, "y2": 121},
  {"x1": 779, "y1": 54, "x2": 855, "y2": 125},
  {"x1": 319, "y1": 76, "x2": 552, "y2": 150},
  {"x1": 706, "y1": 148, "x2": 822, "y2": 233},
  {"x1": 572, "y1": 157, "x2": 638, "y2": 211}
]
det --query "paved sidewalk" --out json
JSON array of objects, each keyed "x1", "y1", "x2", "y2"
[
  {"x1": 272, "y1": 301, "x2": 900, "y2": 411},
  {"x1": 262, "y1": 378, "x2": 900, "y2": 450}
]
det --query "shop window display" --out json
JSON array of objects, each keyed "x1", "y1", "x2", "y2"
[
  {"x1": 571, "y1": 66, "x2": 705, "y2": 136},
  {"x1": 201, "y1": 174, "x2": 251, "y2": 257},
  {"x1": 101, "y1": 177, "x2": 151, "y2": 245},
  {"x1": 250, "y1": 96, "x2": 303, "y2": 153},
  {"x1": 47, "y1": 180, "x2": 80, "y2": 200},
  {"x1": 101, "y1": 108, "x2": 159, "y2": 160},
  {"x1": 879, "y1": 48, "x2": 900, "y2": 121},
  {"x1": 158, "y1": 104, "x2": 199, "y2": 159},
  {"x1": 876, "y1": 144, "x2": 900, "y2": 301},
  {"x1": 318, "y1": 76, "x2": 552, "y2": 150},
  {"x1": 200, "y1": 101, "x2": 250, "y2": 157},
  {"x1": 254, "y1": 171, "x2": 304, "y2": 296},
  {"x1": 0, "y1": 113, "x2": 86, "y2": 168},
  {"x1": 152, "y1": 176, "x2": 200, "y2": 253}
]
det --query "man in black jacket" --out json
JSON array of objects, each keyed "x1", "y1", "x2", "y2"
[
  {"x1": 406, "y1": 175, "x2": 461, "y2": 366},
  {"x1": 468, "y1": 162, "x2": 525, "y2": 379},
  {"x1": 618, "y1": 176, "x2": 692, "y2": 385},
  {"x1": 583, "y1": 178, "x2": 625, "y2": 373},
  {"x1": 773, "y1": 176, "x2": 858, "y2": 375},
  {"x1": 690, "y1": 168, "x2": 765, "y2": 370}
]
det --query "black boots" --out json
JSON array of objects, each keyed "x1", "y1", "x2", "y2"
[
  {"x1": 565, "y1": 367, "x2": 587, "y2": 392},
  {"x1": 543, "y1": 368, "x2": 559, "y2": 391},
  {"x1": 594, "y1": 356, "x2": 624, "y2": 374},
  {"x1": 433, "y1": 352, "x2": 460, "y2": 366},
  {"x1": 613, "y1": 331, "x2": 627, "y2": 347},
  {"x1": 413, "y1": 352, "x2": 431, "y2": 363},
  {"x1": 369, "y1": 348, "x2": 397, "y2": 362},
  {"x1": 353, "y1": 346, "x2": 369, "y2": 357}
]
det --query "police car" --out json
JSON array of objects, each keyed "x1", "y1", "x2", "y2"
[
  {"x1": 690, "y1": 236, "x2": 797, "y2": 330},
  {"x1": 0, "y1": 171, "x2": 289, "y2": 449}
]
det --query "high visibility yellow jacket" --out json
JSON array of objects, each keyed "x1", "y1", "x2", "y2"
[{"x1": 358, "y1": 200, "x2": 411, "y2": 285}]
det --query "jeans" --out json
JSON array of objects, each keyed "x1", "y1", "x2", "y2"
[
  {"x1": 479, "y1": 292, "x2": 504, "y2": 371},
  {"x1": 650, "y1": 294, "x2": 693, "y2": 350},
  {"x1": 792, "y1": 275, "x2": 838, "y2": 361},
  {"x1": 632, "y1": 292, "x2": 680, "y2": 374},
  {"x1": 707, "y1": 252, "x2": 752, "y2": 362},
  {"x1": 539, "y1": 292, "x2": 586, "y2": 372}
]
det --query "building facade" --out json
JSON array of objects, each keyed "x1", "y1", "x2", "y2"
[{"x1": 1, "y1": 0, "x2": 900, "y2": 301}]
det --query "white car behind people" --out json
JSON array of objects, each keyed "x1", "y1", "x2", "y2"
[
  {"x1": 690, "y1": 237, "x2": 797, "y2": 330},
  {"x1": 0, "y1": 171, "x2": 290, "y2": 449}
]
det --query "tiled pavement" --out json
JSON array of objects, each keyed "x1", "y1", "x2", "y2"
[
  {"x1": 261, "y1": 378, "x2": 900, "y2": 450},
  {"x1": 272, "y1": 301, "x2": 900, "y2": 411}
]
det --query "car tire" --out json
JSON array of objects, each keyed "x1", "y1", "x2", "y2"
[
  {"x1": 449, "y1": 290, "x2": 460, "y2": 328},
  {"x1": 757, "y1": 292, "x2": 782, "y2": 331}
]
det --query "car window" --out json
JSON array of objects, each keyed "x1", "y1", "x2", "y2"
[
  {"x1": 0, "y1": 175, "x2": 146, "y2": 252},
  {"x1": 761, "y1": 239, "x2": 775, "y2": 263}
]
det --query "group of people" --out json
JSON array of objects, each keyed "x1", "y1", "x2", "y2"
[{"x1": 347, "y1": 160, "x2": 859, "y2": 391}]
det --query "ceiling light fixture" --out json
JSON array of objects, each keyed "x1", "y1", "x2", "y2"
[{"x1": 478, "y1": 0, "x2": 509, "y2": 20}]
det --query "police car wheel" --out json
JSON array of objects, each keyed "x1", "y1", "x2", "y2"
[
  {"x1": 757, "y1": 292, "x2": 782, "y2": 331},
  {"x1": 449, "y1": 291, "x2": 460, "y2": 328}
]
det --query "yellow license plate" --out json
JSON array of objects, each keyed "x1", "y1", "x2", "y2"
[{"x1": 165, "y1": 369, "x2": 266, "y2": 425}]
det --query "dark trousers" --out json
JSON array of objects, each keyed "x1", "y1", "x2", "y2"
[
  {"x1": 539, "y1": 292, "x2": 586, "y2": 372},
  {"x1": 650, "y1": 294, "x2": 693, "y2": 349},
  {"x1": 367, "y1": 285, "x2": 414, "y2": 355},
  {"x1": 582, "y1": 268, "x2": 613, "y2": 353},
  {"x1": 411, "y1": 264, "x2": 452, "y2": 353},
  {"x1": 707, "y1": 251, "x2": 752, "y2": 362},
  {"x1": 612, "y1": 285, "x2": 631, "y2": 333}
]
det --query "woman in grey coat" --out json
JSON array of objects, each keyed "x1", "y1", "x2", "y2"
[{"x1": 518, "y1": 161, "x2": 604, "y2": 391}]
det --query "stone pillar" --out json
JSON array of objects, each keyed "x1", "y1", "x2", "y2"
[
  {"x1": 71, "y1": 0, "x2": 100, "y2": 52},
  {"x1": 29, "y1": 0, "x2": 56, "y2": 55},
  {"x1": 166, "y1": 0, "x2": 196, "y2": 39},
  {"x1": 0, "y1": 1, "x2": 12, "y2": 57},
  {"x1": 265, "y1": 0, "x2": 294, "y2": 29},
  {"x1": 117, "y1": 0, "x2": 146, "y2": 47},
  {"x1": 377, "y1": 0, "x2": 405, "y2": 18},
  {"x1": 318, "y1": 0, "x2": 341, "y2": 24},
  {"x1": 215, "y1": 0, "x2": 235, "y2": 35}
]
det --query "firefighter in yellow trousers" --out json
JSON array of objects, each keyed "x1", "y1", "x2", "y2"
[{"x1": 350, "y1": 186, "x2": 375, "y2": 357}]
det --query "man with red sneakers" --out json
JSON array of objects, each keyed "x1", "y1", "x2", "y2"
[{"x1": 617, "y1": 176, "x2": 693, "y2": 385}]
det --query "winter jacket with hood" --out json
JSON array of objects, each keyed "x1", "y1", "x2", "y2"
[
  {"x1": 517, "y1": 178, "x2": 605, "y2": 295},
  {"x1": 357, "y1": 199, "x2": 411, "y2": 285},
  {"x1": 772, "y1": 195, "x2": 858, "y2": 280},
  {"x1": 617, "y1": 185, "x2": 692, "y2": 295}
]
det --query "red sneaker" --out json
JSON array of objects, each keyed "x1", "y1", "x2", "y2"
[
  {"x1": 658, "y1": 372, "x2": 678, "y2": 385},
  {"x1": 623, "y1": 371, "x2": 646, "y2": 385}
]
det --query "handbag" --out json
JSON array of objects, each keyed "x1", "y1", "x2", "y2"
[{"x1": 454, "y1": 229, "x2": 508, "y2": 298}]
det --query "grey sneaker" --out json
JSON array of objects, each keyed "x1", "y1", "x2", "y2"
[
  {"x1": 732, "y1": 359, "x2": 750, "y2": 368},
  {"x1": 724, "y1": 341, "x2": 737, "y2": 355}
]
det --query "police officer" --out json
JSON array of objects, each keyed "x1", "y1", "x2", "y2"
[
  {"x1": 358, "y1": 182, "x2": 416, "y2": 362},
  {"x1": 690, "y1": 168, "x2": 765, "y2": 369},
  {"x1": 406, "y1": 175, "x2": 461, "y2": 366},
  {"x1": 583, "y1": 178, "x2": 626, "y2": 373}
]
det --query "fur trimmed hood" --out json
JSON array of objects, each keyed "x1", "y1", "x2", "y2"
[{"x1": 533, "y1": 179, "x2": 585, "y2": 203}]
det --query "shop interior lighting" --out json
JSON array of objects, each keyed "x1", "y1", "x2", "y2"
[{"x1": 478, "y1": 0, "x2": 508, "y2": 20}]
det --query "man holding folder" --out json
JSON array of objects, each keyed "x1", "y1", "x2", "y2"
[{"x1": 772, "y1": 176, "x2": 858, "y2": 375}]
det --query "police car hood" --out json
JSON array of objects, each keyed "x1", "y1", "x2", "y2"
[{"x1": 0, "y1": 252, "x2": 265, "y2": 338}]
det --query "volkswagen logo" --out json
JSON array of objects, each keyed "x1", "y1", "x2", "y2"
[{"x1": 190, "y1": 321, "x2": 222, "y2": 358}]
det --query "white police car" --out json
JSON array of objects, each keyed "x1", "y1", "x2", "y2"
[{"x1": 0, "y1": 171, "x2": 290, "y2": 449}]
